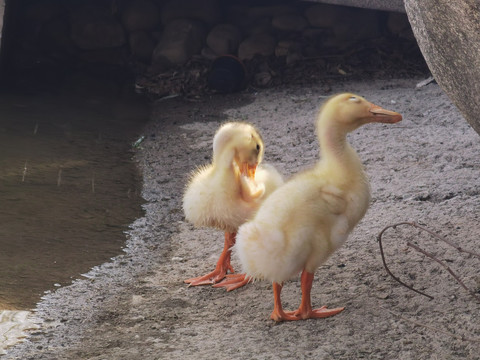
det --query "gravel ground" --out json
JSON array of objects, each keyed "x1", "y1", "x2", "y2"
[{"x1": 4, "y1": 77, "x2": 480, "y2": 359}]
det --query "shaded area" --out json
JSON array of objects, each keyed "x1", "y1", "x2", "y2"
[{"x1": 0, "y1": 91, "x2": 147, "y2": 309}]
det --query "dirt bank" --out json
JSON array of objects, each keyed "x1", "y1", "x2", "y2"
[{"x1": 4, "y1": 77, "x2": 480, "y2": 359}]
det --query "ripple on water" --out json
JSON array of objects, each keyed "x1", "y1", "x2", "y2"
[{"x1": 0, "y1": 92, "x2": 147, "y2": 348}]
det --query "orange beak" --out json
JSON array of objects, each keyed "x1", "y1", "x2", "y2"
[
  {"x1": 369, "y1": 103, "x2": 402, "y2": 124},
  {"x1": 241, "y1": 163, "x2": 257, "y2": 180}
]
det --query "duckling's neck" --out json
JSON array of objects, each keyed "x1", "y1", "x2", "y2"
[
  {"x1": 213, "y1": 147, "x2": 238, "y2": 176},
  {"x1": 317, "y1": 124, "x2": 365, "y2": 184}
]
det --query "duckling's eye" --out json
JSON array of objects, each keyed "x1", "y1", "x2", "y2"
[
  {"x1": 348, "y1": 96, "x2": 360, "y2": 102},
  {"x1": 256, "y1": 144, "x2": 261, "y2": 151}
]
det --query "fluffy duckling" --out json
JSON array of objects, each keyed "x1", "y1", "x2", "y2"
[
  {"x1": 235, "y1": 93, "x2": 402, "y2": 321},
  {"x1": 183, "y1": 122, "x2": 283, "y2": 288}
]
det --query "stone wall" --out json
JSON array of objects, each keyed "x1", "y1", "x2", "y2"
[{"x1": 3, "y1": 0, "x2": 417, "y2": 93}]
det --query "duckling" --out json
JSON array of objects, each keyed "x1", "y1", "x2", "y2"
[
  {"x1": 183, "y1": 122, "x2": 283, "y2": 288},
  {"x1": 234, "y1": 93, "x2": 402, "y2": 321}
]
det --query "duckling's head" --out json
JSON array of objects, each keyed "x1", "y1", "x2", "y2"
[
  {"x1": 319, "y1": 93, "x2": 402, "y2": 133},
  {"x1": 213, "y1": 122, "x2": 264, "y2": 178}
]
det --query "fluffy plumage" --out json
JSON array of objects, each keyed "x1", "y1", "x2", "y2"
[
  {"x1": 183, "y1": 122, "x2": 283, "y2": 287},
  {"x1": 235, "y1": 93, "x2": 402, "y2": 321}
]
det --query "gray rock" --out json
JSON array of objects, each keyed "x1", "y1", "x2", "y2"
[
  {"x1": 387, "y1": 12, "x2": 413, "y2": 39},
  {"x1": 129, "y1": 31, "x2": 155, "y2": 62},
  {"x1": 206, "y1": 24, "x2": 242, "y2": 56},
  {"x1": 79, "y1": 47, "x2": 127, "y2": 65},
  {"x1": 122, "y1": 0, "x2": 160, "y2": 32},
  {"x1": 25, "y1": 0, "x2": 62, "y2": 24},
  {"x1": 70, "y1": 3, "x2": 125, "y2": 50},
  {"x1": 332, "y1": 7, "x2": 381, "y2": 43},
  {"x1": 307, "y1": 0, "x2": 404, "y2": 13},
  {"x1": 305, "y1": 3, "x2": 381, "y2": 45},
  {"x1": 152, "y1": 19, "x2": 206, "y2": 68},
  {"x1": 272, "y1": 14, "x2": 308, "y2": 32},
  {"x1": 405, "y1": 0, "x2": 480, "y2": 135},
  {"x1": 248, "y1": 5, "x2": 297, "y2": 19},
  {"x1": 304, "y1": 4, "x2": 342, "y2": 28},
  {"x1": 161, "y1": 0, "x2": 221, "y2": 27},
  {"x1": 238, "y1": 33, "x2": 276, "y2": 61}
]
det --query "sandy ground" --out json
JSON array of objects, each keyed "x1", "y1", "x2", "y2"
[{"x1": 4, "y1": 77, "x2": 480, "y2": 359}]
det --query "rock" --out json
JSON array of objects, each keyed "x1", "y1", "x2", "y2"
[
  {"x1": 206, "y1": 24, "x2": 242, "y2": 56},
  {"x1": 254, "y1": 71, "x2": 272, "y2": 87},
  {"x1": 272, "y1": 14, "x2": 308, "y2": 32},
  {"x1": 161, "y1": 0, "x2": 221, "y2": 27},
  {"x1": 405, "y1": 0, "x2": 480, "y2": 136},
  {"x1": 25, "y1": 0, "x2": 62, "y2": 24},
  {"x1": 152, "y1": 19, "x2": 206, "y2": 68},
  {"x1": 244, "y1": 18, "x2": 273, "y2": 37},
  {"x1": 387, "y1": 12, "x2": 415, "y2": 40},
  {"x1": 121, "y1": 0, "x2": 160, "y2": 32},
  {"x1": 307, "y1": 0, "x2": 404, "y2": 13},
  {"x1": 201, "y1": 47, "x2": 217, "y2": 60},
  {"x1": 332, "y1": 8, "x2": 381, "y2": 43},
  {"x1": 70, "y1": 3, "x2": 125, "y2": 50},
  {"x1": 248, "y1": 5, "x2": 296, "y2": 19},
  {"x1": 304, "y1": 4, "x2": 341, "y2": 28},
  {"x1": 39, "y1": 17, "x2": 77, "y2": 57},
  {"x1": 129, "y1": 31, "x2": 155, "y2": 62},
  {"x1": 275, "y1": 40, "x2": 301, "y2": 58},
  {"x1": 275, "y1": 40, "x2": 293, "y2": 57},
  {"x1": 238, "y1": 33, "x2": 276, "y2": 61},
  {"x1": 71, "y1": 19, "x2": 125, "y2": 50},
  {"x1": 79, "y1": 47, "x2": 128, "y2": 65}
]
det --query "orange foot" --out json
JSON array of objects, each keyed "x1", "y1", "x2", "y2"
[
  {"x1": 213, "y1": 273, "x2": 252, "y2": 291},
  {"x1": 185, "y1": 232, "x2": 236, "y2": 286},
  {"x1": 270, "y1": 271, "x2": 345, "y2": 322},
  {"x1": 286, "y1": 305, "x2": 345, "y2": 320},
  {"x1": 184, "y1": 265, "x2": 233, "y2": 286}
]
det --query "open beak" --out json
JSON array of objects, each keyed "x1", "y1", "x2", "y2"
[
  {"x1": 241, "y1": 163, "x2": 257, "y2": 180},
  {"x1": 369, "y1": 103, "x2": 402, "y2": 124}
]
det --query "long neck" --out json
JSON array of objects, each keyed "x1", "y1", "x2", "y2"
[
  {"x1": 316, "y1": 119, "x2": 366, "y2": 186},
  {"x1": 213, "y1": 146, "x2": 237, "y2": 175}
]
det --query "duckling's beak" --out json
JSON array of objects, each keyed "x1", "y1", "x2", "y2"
[
  {"x1": 369, "y1": 103, "x2": 402, "y2": 123},
  {"x1": 241, "y1": 163, "x2": 257, "y2": 180}
]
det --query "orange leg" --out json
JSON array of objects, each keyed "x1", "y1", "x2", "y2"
[
  {"x1": 184, "y1": 232, "x2": 236, "y2": 286},
  {"x1": 284, "y1": 270, "x2": 345, "y2": 320},
  {"x1": 270, "y1": 282, "x2": 300, "y2": 322},
  {"x1": 213, "y1": 273, "x2": 252, "y2": 291}
]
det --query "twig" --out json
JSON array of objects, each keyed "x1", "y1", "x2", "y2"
[
  {"x1": 376, "y1": 221, "x2": 480, "y2": 301},
  {"x1": 377, "y1": 222, "x2": 433, "y2": 300},
  {"x1": 381, "y1": 306, "x2": 480, "y2": 343},
  {"x1": 406, "y1": 241, "x2": 480, "y2": 302}
]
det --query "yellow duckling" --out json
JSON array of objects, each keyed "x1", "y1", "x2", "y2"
[
  {"x1": 235, "y1": 93, "x2": 402, "y2": 321},
  {"x1": 183, "y1": 122, "x2": 283, "y2": 288}
]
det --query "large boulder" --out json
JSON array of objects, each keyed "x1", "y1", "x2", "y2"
[
  {"x1": 405, "y1": 0, "x2": 480, "y2": 136},
  {"x1": 206, "y1": 24, "x2": 242, "y2": 56},
  {"x1": 161, "y1": 0, "x2": 221, "y2": 27},
  {"x1": 307, "y1": 0, "x2": 404, "y2": 13},
  {"x1": 237, "y1": 33, "x2": 276, "y2": 61},
  {"x1": 69, "y1": 2, "x2": 125, "y2": 50},
  {"x1": 152, "y1": 19, "x2": 206, "y2": 68},
  {"x1": 121, "y1": 0, "x2": 160, "y2": 32}
]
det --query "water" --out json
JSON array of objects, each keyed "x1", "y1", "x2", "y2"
[{"x1": 0, "y1": 91, "x2": 146, "y2": 310}]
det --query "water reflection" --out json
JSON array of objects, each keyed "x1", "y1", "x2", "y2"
[{"x1": 0, "y1": 92, "x2": 146, "y2": 310}]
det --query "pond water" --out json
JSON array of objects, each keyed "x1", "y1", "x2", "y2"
[{"x1": 0, "y1": 91, "x2": 147, "y2": 311}]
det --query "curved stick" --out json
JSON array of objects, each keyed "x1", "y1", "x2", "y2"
[
  {"x1": 377, "y1": 222, "x2": 433, "y2": 300},
  {"x1": 376, "y1": 221, "x2": 480, "y2": 302}
]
